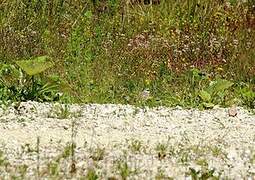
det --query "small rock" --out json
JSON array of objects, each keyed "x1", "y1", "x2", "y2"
[{"x1": 228, "y1": 105, "x2": 237, "y2": 117}]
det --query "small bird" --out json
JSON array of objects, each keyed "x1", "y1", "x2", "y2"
[{"x1": 141, "y1": 89, "x2": 151, "y2": 101}]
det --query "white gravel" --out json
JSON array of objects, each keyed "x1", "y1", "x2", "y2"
[{"x1": 0, "y1": 101, "x2": 254, "y2": 179}]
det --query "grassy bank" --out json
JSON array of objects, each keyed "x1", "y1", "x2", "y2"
[{"x1": 0, "y1": 0, "x2": 254, "y2": 109}]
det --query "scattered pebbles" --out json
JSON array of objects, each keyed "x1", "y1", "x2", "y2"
[{"x1": 0, "y1": 101, "x2": 254, "y2": 179}]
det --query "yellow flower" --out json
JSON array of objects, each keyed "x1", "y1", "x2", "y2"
[
  {"x1": 145, "y1": 79, "x2": 151, "y2": 86},
  {"x1": 216, "y1": 67, "x2": 224, "y2": 72}
]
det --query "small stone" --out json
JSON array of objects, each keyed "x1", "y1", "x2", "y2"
[
  {"x1": 63, "y1": 125, "x2": 69, "y2": 130},
  {"x1": 228, "y1": 106, "x2": 237, "y2": 117}
]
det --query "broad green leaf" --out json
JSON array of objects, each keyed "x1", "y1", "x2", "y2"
[
  {"x1": 214, "y1": 79, "x2": 234, "y2": 92},
  {"x1": 16, "y1": 56, "x2": 54, "y2": 76},
  {"x1": 84, "y1": 10, "x2": 93, "y2": 19},
  {"x1": 199, "y1": 90, "x2": 211, "y2": 102},
  {"x1": 202, "y1": 102, "x2": 215, "y2": 108},
  {"x1": 207, "y1": 79, "x2": 234, "y2": 94},
  {"x1": 46, "y1": 75, "x2": 70, "y2": 92}
]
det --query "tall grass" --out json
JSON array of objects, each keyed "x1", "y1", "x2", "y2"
[{"x1": 0, "y1": 0, "x2": 254, "y2": 107}]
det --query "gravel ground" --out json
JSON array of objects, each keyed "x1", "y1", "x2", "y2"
[{"x1": 0, "y1": 101, "x2": 254, "y2": 179}]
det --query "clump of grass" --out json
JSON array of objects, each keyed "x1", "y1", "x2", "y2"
[
  {"x1": 0, "y1": 150, "x2": 9, "y2": 167},
  {"x1": 85, "y1": 168, "x2": 99, "y2": 180},
  {"x1": 186, "y1": 167, "x2": 220, "y2": 180},
  {"x1": 49, "y1": 104, "x2": 71, "y2": 119},
  {"x1": 115, "y1": 156, "x2": 138, "y2": 180},
  {"x1": 16, "y1": 164, "x2": 28, "y2": 179},
  {"x1": 210, "y1": 145, "x2": 225, "y2": 158},
  {"x1": 155, "y1": 142, "x2": 168, "y2": 160},
  {"x1": 61, "y1": 142, "x2": 75, "y2": 159},
  {"x1": 116, "y1": 160, "x2": 131, "y2": 180},
  {"x1": 47, "y1": 161, "x2": 60, "y2": 177},
  {"x1": 195, "y1": 158, "x2": 209, "y2": 167},
  {"x1": 128, "y1": 139, "x2": 143, "y2": 153},
  {"x1": 21, "y1": 143, "x2": 36, "y2": 153},
  {"x1": 49, "y1": 103, "x2": 82, "y2": 119},
  {"x1": 89, "y1": 147, "x2": 105, "y2": 161},
  {"x1": 155, "y1": 168, "x2": 173, "y2": 180}
]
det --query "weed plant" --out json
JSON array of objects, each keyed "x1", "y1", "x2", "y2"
[{"x1": 0, "y1": 0, "x2": 254, "y2": 108}]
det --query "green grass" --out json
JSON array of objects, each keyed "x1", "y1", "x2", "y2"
[
  {"x1": 0, "y1": 0, "x2": 254, "y2": 109},
  {"x1": 128, "y1": 138, "x2": 143, "y2": 153},
  {"x1": 89, "y1": 146, "x2": 106, "y2": 161}
]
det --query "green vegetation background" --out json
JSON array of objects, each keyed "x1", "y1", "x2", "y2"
[{"x1": 0, "y1": 0, "x2": 254, "y2": 109}]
